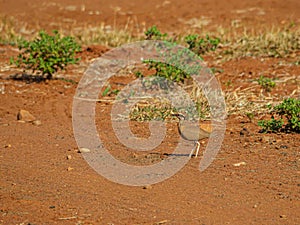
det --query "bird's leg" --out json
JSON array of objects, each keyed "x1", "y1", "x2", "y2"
[
  {"x1": 194, "y1": 141, "x2": 201, "y2": 158},
  {"x1": 189, "y1": 143, "x2": 195, "y2": 158},
  {"x1": 189, "y1": 141, "x2": 200, "y2": 158},
  {"x1": 189, "y1": 148, "x2": 194, "y2": 158}
]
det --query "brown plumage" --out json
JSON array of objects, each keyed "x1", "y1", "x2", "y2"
[{"x1": 172, "y1": 113, "x2": 210, "y2": 158}]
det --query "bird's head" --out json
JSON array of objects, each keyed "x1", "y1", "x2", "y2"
[{"x1": 171, "y1": 113, "x2": 186, "y2": 121}]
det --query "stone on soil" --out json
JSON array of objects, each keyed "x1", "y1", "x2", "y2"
[
  {"x1": 17, "y1": 109, "x2": 36, "y2": 122},
  {"x1": 78, "y1": 148, "x2": 91, "y2": 153},
  {"x1": 32, "y1": 120, "x2": 42, "y2": 126}
]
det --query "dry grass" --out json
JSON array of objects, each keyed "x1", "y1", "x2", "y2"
[
  {"x1": 224, "y1": 75, "x2": 300, "y2": 116},
  {"x1": 219, "y1": 26, "x2": 300, "y2": 59},
  {"x1": 1, "y1": 15, "x2": 299, "y2": 120},
  {"x1": 0, "y1": 14, "x2": 142, "y2": 47},
  {"x1": 1, "y1": 14, "x2": 299, "y2": 59},
  {"x1": 0, "y1": 15, "x2": 25, "y2": 44},
  {"x1": 129, "y1": 97, "x2": 175, "y2": 122},
  {"x1": 129, "y1": 76, "x2": 299, "y2": 121},
  {"x1": 71, "y1": 25, "x2": 137, "y2": 47}
]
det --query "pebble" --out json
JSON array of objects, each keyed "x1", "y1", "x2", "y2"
[
  {"x1": 233, "y1": 162, "x2": 247, "y2": 167},
  {"x1": 261, "y1": 136, "x2": 277, "y2": 144},
  {"x1": 240, "y1": 127, "x2": 250, "y2": 136},
  {"x1": 67, "y1": 155, "x2": 72, "y2": 160},
  {"x1": 67, "y1": 167, "x2": 74, "y2": 171},
  {"x1": 143, "y1": 185, "x2": 152, "y2": 189},
  {"x1": 17, "y1": 109, "x2": 36, "y2": 122},
  {"x1": 156, "y1": 220, "x2": 168, "y2": 224},
  {"x1": 4, "y1": 144, "x2": 11, "y2": 148},
  {"x1": 78, "y1": 148, "x2": 91, "y2": 153},
  {"x1": 65, "y1": 5, "x2": 77, "y2": 11},
  {"x1": 0, "y1": 84, "x2": 5, "y2": 94},
  {"x1": 32, "y1": 120, "x2": 42, "y2": 126},
  {"x1": 280, "y1": 145, "x2": 288, "y2": 149}
]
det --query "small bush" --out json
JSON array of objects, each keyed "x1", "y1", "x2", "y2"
[
  {"x1": 185, "y1": 34, "x2": 220, "y2": 55},
  {"x1": 131, "y1": 26, "x2": 216, "y2": 121},
  {"x1": 144, "y1": 25, "x2": 167, "y2": 40},
  {"x1": 11, "y1": 30, "x2": 81, "y2": 79},
  {"x1": 258, "y1": 118, "x2": 284, "y2": 133},
  {"x1": 258, "y1": 98, "x2": 300, "y2": 133},
  {"x1": 140, "y1": 26, "x2": 219, "y2": 83},
  {"x1": 255, "y1": 75, "x2": 276, "y2": 92},
  {"x1": 142, "y1": 26, "x2": 189, "y2": 83},
  {"x1": 143, "y1": 59, "x2": 191, "y2": 83},
  {"x1": 102, "y1": 85, "x2": 120, "y2": 97}
]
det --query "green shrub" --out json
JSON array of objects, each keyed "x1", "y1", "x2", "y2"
[
  {"x1": 255, "y1": 75, "x2": 276, "y2": 92},
  {"x1": 143, "y1": 59, "x2": 191, "y2": 83},
  {"x1": 258, "y1": 118, "x2": 284, "y2": 133},
  {"x1": 102, "y1": 85, "x2": 120, "y2": 97},
  {"x1": 185, "y1": 34, "x2": 220, "y2": 55},
  {"x1": 144, "y1": 25, "x2": 167, "y2": 40},
  {"x1": 132, "y1": 26, "x2": 217, "y2": 120},
  {"x1": 10, "y1": 30, "x2": 81, "y2": 79},
  {"x1": 258, "y1": 98, "x2": 300, "y2": 133},
  {"x1": 139, "y1": 26, "x2": 219, "y2": 83}
]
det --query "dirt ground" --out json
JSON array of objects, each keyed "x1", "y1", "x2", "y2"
[{"x1": 0, "y1": 0, "x2": 300, "y2": 224}]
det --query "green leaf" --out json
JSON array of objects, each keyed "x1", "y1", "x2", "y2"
[{"x1": 102, "y1": 85, "x2": 111, "y2": 96}]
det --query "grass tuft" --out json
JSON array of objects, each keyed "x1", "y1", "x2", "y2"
[{"x1": 220, "y1": 26, "x2": 300, "y2": 59}]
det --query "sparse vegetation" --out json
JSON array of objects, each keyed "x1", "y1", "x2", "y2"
[
  {"x1": 185, "y1": 34, "x2": 220, "y2": 55},
  {"x1": 224, "y1": 80, "x2": 233, "y2": 88},
  {"x1": 222, "y1": 27, "x2": 300, "y2": 59},
  {"x1": 129, "y1": 98, "x2": 176, "y2": 122},
  {"x1": 2, "y1": 17, "x2": 299, "y2": 127},
  {"x1": 2, "y1": 4, "x2": 300, "y2": 223},
  {"x1": 102, "y1": 85, "x2": 120, "y2": 97},
  {"x1": 142, "y1": 59, "x2": 191, "y2": 83},
  {"x1": 258, "y1": 98, "x2": 300, "y2": 133},
  {"x1": 134, "y1": 71, "x2": 144, "y2": 78},
  {"x1": 129, "y1": 26, "x2": 217, "y2": 120},
  {"x1": 10, "y1": 30, "x2": 81, "y2": 79},
  {"x1": 144, "y1": 25, "x2": 167, "y2": 40},
  {"x1": 141, "y1": 26, "x2": 190, "y2": 83},
  {"x1": 255, "y1": 75, "x2": 276, "y2": 92},
  {"x1": 73, "y1": 24, "x2": 137, "y2": 47},
  {"x1": 246, "y1": 112, "x2": 255, "y2": 122},
  {"x1": 2, "y1": 16, "x2": 298, "y2": 59},
  {"x1": 0, "y1": 15, "x2": 24, "y2": 45},
  {"x1": 137, "y1": 26, "x2": 220, "y2": 83},
  {"x1": 258, "y1": 118, "x2": 284, "y2": 133}
]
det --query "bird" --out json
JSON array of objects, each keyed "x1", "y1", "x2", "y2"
[{"x1": 172, "y1": 113, "x2": 211, "y2": 158}]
